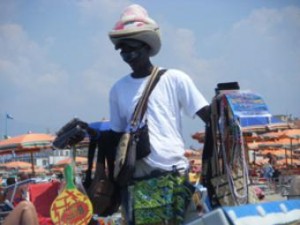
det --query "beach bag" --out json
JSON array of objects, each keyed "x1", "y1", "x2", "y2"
[
  {"x1": 116, "y1": 122, "x2": 151, "y2": 165},
  {"x1": 210, "y1": 169, "x2": 246, "y2": 206},
  {"x1": 132, "y1": 171, "x2": 195, "y2": 225},
  {"x1": 114, "y1": 67, "x2": 167, "y2": 186},
  {"x1": 88, "y1": 177, "x2": 119, "y2": 216},
  {"x1": 86, "y1": 131, "x2": 121, "y2": 216},
  {"x1": 114, "y1": 131, "x2": 137, "y2": 187},
  {"x1": 206, "y1": 88, "x2": 249, "y2": 207}
]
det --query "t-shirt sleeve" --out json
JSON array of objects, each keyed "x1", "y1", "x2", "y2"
[
  {"x1": 177, "y1": 70, "x2": 209, "y2": 118},
  {"x1": 109, "y1": 85, "x2": 124, "y2": 132}
]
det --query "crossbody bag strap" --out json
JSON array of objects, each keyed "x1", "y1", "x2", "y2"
[
  {"x1": 138, "y1": 68, "x2": 167, "y2": 119},
  {"x1": 131, "y1": 66, "x2": 164, "y2": 127}
]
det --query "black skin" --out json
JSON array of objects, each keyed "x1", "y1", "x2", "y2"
[
  {"x1": 119, "y1": 42, "x2": 153, "y2": 78},
  {"x1": 118, "y1": 40, "x2": 210, "y2": 123}
]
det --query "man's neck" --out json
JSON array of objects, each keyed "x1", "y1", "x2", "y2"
[{"x1": 131, "y1": 65, "x2": 154, "y2": 78}]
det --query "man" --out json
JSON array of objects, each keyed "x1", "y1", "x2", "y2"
[
  {"x1": 108, "y1": 4, "x2": 209, "y2": 224},
  {"x1": 109, "y1": 4, "x2": 209, "y2": 179}
]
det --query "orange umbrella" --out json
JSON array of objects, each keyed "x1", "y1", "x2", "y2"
[
  {"x1": 19, "y1": 166, "x2": 47, "y2": 175},
  {"x1": 3, "y1": 160, "x2": 32, "y2": 169},
  {"x1": 256, "y1": 158, "x2": 270, "y2": 165},
  {"x1": 0, "y1": 133, "x2": 55, "y2": 175},
  {"x1": 51, "y1": 167, "x2": 64, "y2": 173},
  {"x1": 258, "y1": 149, "x2": 287, "y2": 158},
  {"x1": 0, "y1": 133, "x2": 55, "y2": 154},
  {"x1": 80, "y1": 162, "x2": 96, "y2": 172},
  {"x1": 53, "y1": 156, "x2": 87, "y2": 167},
  {"x1": 277, "y1": 158, "x2": 300, "y2": 166},
  {"x1": 281, "y1": 129, "x2": 300, "y2": 139}
]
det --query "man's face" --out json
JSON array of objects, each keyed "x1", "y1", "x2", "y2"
[{"x1": 117, "y1": 39, "x2": 149, "y2": 64}]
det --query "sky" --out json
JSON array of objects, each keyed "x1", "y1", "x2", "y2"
[{"x1": 1, "y1": 0, "x2": 300, "y2": 148}]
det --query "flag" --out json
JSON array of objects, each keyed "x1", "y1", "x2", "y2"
[{"x1": 6, "y1": 113, "x2": 14, "y2": 120}]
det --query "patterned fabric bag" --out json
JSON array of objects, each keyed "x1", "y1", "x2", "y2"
[
  {"x1": 132, "y1": 172, "x2": 194, "y2": 225},
  {"x1": 210, "y1": 168, "x2": 247, "y2": 206}
]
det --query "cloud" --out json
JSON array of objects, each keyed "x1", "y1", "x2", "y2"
[
  {"x1": 151, "y1": 5, "x2": 300, "y2": 145},
  {"x1": 0, "y1": 23, "x2": 72, "y2": 132},
  {"x1": 77, "y1": 0, "x2": 132, "y2": 24},
  {"x1": 0, "y1": 6, "x2": 126, "y2": 135},
  {"x1": 0, "y1": 24, "x2": 68, "y2": 89},
  {"x1": 0, "y1": 0, "x2": 17, "y2": 22},
  {"x1": 218, "y1": 6, "x2": 300, "y2": 115},
  {"x1": 159, "y1": 6, "x2": 300, "y2": 117}
]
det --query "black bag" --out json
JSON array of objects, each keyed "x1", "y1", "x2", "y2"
[
  {"x1": 88, "y1": 166, "x2": 120, "y2": 216},
  {"x1": 53, "y1": 118, "x2": 98, "y2": 149},
  {"x1": 114, "y1": 67, "x2": 166, "y2": 186},
  {"x1": 85, "y1": 130, "x2": 121, "y2": 216},
  {"x1": 53, "y1": 118, "x2": 87, "y2": 149},
  {"x1": 136, "y1": 123, "x2": 151, "y2": 159}
]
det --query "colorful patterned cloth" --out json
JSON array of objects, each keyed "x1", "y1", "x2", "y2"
[{"x1": 132, "y1": 172, "x2": 194, "y2": 225}]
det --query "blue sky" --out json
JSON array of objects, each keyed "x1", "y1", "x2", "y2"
[{"x1": 1, "y1": 0, "x2": 299, "y2": 147}]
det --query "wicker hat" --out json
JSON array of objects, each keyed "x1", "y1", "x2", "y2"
[{"x1": 109, "y1": 4, "x2": 161, "y2": 56}]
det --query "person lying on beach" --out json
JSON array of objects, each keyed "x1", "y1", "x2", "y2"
[{"x1": 2, "y1": 201, "x2": 39, "y2": 225}]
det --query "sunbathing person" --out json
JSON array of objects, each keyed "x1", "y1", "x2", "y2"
[{"x1": 2, "y1": 201, "x2": 39, "y2": 225}]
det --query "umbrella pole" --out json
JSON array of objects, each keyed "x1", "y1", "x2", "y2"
[
  {"x1": 290, "y1": 138, "x2": 293, "y2": 166},
  {"x1": 71, "y1": 145, "x2": 76, "y2": 177},
  {"x1": 30, "y1": 152, "x2": 35, "y2": 177}
]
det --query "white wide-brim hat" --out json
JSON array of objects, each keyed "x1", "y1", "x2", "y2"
[{"x1": 109, "y1": 4, "x2": 161, "y2": 57}]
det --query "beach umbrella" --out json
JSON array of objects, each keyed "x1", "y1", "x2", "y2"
[
  {"x1": 19, "y1": 166, "x2": 47, "y2": 175},
  {"x1": 52, "y1": 156, "x2": 89, "y2": 175},
  {"x1": 3, "y1": 160, "x2": 32, "y2": 169},
  {"x1": 0, "y1": 133, "x2": 55, "y2": 175},
  {"x1": 277, "y1": 158, "x2": 300, "y2": 166},
  {"x1": 51, "y1": 167, "x2": 64, "y2": 173},
  {"x1": 0, "y1": 133, "x2": 55, "y2": 154},
  {"x1": 253, "y1": 129, "x2": 300, "y2": 169},
  {"x1": 53, "y1": 156, "x2": 87, "y2": 167}
]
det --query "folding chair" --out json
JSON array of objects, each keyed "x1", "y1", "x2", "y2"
[
  {"x1": 28, "y1": 180, "x2": 61, "y2": 225},
  {"x1": 4, "y1": 178, "x2": 36, "y2": 206}
]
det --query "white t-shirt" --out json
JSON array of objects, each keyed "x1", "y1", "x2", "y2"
[{"x1": 109, "y1": 68, "x2": 208, "y2": 171}]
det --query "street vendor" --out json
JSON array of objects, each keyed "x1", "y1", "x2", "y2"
[{"x1": 108, "y1": 4, "x2": 209, "y2": 225}]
